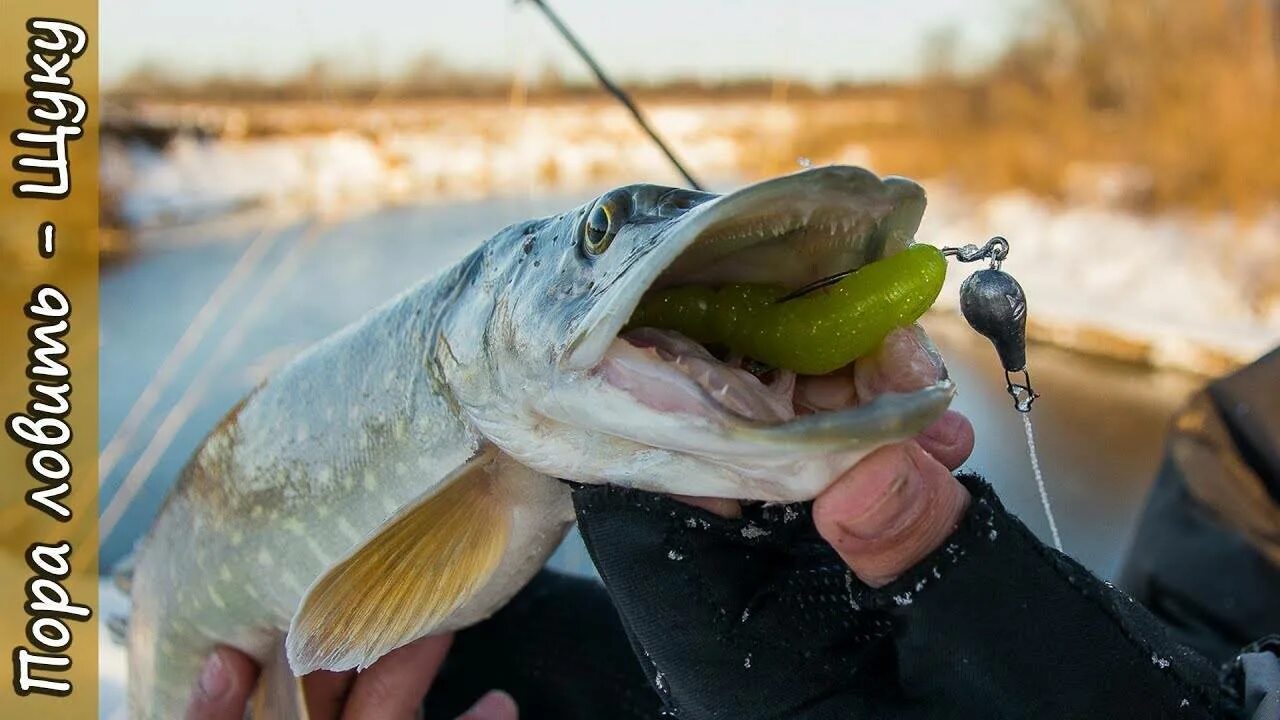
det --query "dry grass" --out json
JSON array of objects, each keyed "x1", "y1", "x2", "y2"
[
  {"x1": 791, "y1": 0, "x2": 1280, "y2": 216},
  {"x1": 106, "y1": 0, "x2": 1277, "y2": 218}
]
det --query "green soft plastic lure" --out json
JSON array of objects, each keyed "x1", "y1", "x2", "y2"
[{"x1": 629, "y1": 244, "x2": 947, "y2": 375}]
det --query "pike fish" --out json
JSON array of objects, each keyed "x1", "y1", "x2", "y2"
[{"x1": 127, "y1": 166, "x2": 955, "y2": 718}]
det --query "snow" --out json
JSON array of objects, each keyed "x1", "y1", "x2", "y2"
[
  {"x1": 102, "y1": 102, "x2": 772, "y2": 229},
  {"x1": 101, "y1": 103, "x2": 1280, "y2": 375},
  {"x1": 104, "y1": 133, "x2": 390, "y2": 227},
  {"x1": 99, "y1": 578, "x2": 130, "y2": 720},
  {"x1": 924, "y1": 189, "x2": 1280, "y2": 373}
]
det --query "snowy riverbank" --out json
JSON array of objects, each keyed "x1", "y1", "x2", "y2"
[
  {"x1": 101, "y1": 100, "x2": 792, "y2": 227},
  {"x1": 101, "y1": 105, "x2": 1279, "y2": 375},
  {"x1": 924, "y1": 189, "x2": 1280, "y2": 375}
]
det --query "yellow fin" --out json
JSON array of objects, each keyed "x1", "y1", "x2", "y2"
[
  {"x1": 286, "y1": 447, "x2": 509, "y2": 674},
  {"x1": 251, "y1": 639, "x2": 309, "y2": 720}
]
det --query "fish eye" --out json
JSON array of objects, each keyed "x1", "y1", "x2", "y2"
[{"x1": 582, "y1": 204, "x2": 615, "y2": 255}]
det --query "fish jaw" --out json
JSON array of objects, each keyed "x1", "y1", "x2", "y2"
[
  {"x1": 570, "y1": 168, "x2": 947, "y2": 426},
  {"x1": 525, "y1": 369, "x2": 951, "y2": 503},
  {"x1": 562, "y1": 166, "x2": 928, "y2": 370},
  {"x1": 462, "y1": 166, "x2": 954, "y2": 502}
]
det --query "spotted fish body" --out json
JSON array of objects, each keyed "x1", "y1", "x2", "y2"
[
  {"x1": 128, "y1": 167, "x2": 955, "y2": 718},
  {"x1": 129, "y1": 258, "x2": 572, "y2": 716}
]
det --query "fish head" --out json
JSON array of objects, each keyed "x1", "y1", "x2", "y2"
[{"x1": 442, "y1": 166, "x2": 953, "y2": 502}]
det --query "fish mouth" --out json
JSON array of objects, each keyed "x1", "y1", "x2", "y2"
[{"x1": 567, "y1": 166, "x2": 954, "y2": 451}]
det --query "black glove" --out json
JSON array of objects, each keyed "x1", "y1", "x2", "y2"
[
  {"x1": 422, "y1": 570, "x2": 662, "y2": 720},
  {"x1": 572, "y1": 474, "x2": 1225, "y2": 719}
]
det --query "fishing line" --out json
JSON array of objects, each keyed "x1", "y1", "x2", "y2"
[
  {"x1": 515, "y1": 8, "x2": 1067, "y2": 551},
  {"x1": 99, "y1": 222, "x2": 284, "y2": 481},
  {"x1": 520, "y1": 0, "x2": 704, "y2": 191},
  {"x1": 1021, "y1": 411, "x2": 1062, "y2": 551},
  {"x1": 778, "y1": 237, "x2": 1066, "y2": 551},
  {"x1": 100, "y1": 220, "x2": 328, "y2": 541},
  {"x1": 948, "y1": 238, "x2": 1064, "y2": 552}
]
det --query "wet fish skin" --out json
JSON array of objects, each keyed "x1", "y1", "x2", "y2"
[{"x1": 127, "y1": 167, "x2": 953, "y2": 718}]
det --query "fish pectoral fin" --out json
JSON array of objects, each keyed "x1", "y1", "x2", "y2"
[
  {"x1": 286, "y1": 446, "x2": 511, "y2": 675},
  {"x1": 252, "y1": 639, "x2": 310, "y2": 720}
]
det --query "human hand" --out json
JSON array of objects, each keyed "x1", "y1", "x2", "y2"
[
  {"x1": 680, "y1": 326, "x2": 975, "y2": 586},
  {"x1": 687, "y1": 414, "x2": 973, "y2": 586},
  {"x1": 571, "y1": 411, "x2": 976, "y2": 718},
  {"x1": 575, "y1": 324, "x2": 1218, "y2": 719},
  {"x1": 184, "y1": 634, "x2": 518, "y2": 720},
  {"x1": 813, "y1": 418, "x2": 972, "y2": 587}
]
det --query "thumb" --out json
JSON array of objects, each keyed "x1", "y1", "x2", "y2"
[{"x1": 814, "y1": 441, "x2": 970, "y2": 587}]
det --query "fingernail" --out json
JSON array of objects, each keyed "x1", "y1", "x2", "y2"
[
  {"x1": 198, "y1": 652, "x2": 230, "y2": 699},
  {"x1": 466, "y1": 689, "x2": 517, "y2": 719},
  {"x1": 839, "y1": 459, "x2": 922, "y2": 540}
]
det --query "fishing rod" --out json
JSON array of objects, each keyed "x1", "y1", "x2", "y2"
[{"x1": 520, "y1": 0, "x2": 704, "y2": 191}]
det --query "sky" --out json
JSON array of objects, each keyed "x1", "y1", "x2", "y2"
[{"x1": 101, "y1": 0, "x2": 1036, "y2": 87}]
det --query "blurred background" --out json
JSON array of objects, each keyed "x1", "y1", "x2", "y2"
[{"x1": 97, "y1": 0, "x2": 1279, "y2": 714}]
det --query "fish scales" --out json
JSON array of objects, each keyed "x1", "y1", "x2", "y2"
[
  {"x1": 130, "y1": 260, "x2": 485, "y2": 714},
  {"x1": 127, "y1": 167, "x2": 955, "y2": 718}
]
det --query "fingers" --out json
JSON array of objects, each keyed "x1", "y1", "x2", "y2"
[
  {"x1": 337, "y1": 634, "x2": 453, "y2": 720},
  {"x1": 677, "y1": 410, "x2": 972, "y2": 521},
  {"x1": 849, "y1": 326, "x2": 972, "y2": 471},
  {"x1": 915, "y1": 410, "x2": 975, "y2": 470},
  {"x1": 853, "y1": 327, "x2": 943, "y2": 400},
  {"x1": 186, "y1": 634, "x2": 512, "y2": 720},
  {"x1": 456, "y1": 689, "x2": 520, "y2": 720},
  {"x1": 670, "y1": 494, "x2": 743, "y2": 518},
  {"x1": 814, "y1": 441, "x2": 970, "y2": 588},
  {"x1": 184, "y1": 647, "x2": 260, "y2": 720},
  {"x1": 302, "y1": 668, "x2": 356, "y2": 720},
  {"x1": 676, "y1": 326, "x2": 967, "y2": 522},
  {"x1": 793, "y1": 368, "x2": 857, "y2": 413}
]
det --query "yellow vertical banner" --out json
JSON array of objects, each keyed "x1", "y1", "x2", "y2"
[{"x1": 0, "y1": 1, "x2": 99, "y2": 719}]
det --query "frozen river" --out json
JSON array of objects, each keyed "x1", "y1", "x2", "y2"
[{"x1": 99, "y1": 193, "x2": 1205, "y2": 578}]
